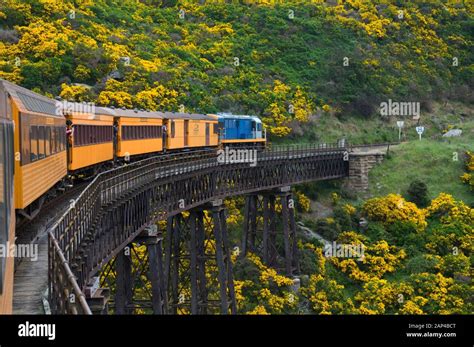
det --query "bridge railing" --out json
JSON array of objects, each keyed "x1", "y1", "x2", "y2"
[
  {"x1": 48, "y1": 231, "x2": 92, "y2": 314},
  {"x1": 48, "y1": 143, "x2": 347, "y2": 314}
]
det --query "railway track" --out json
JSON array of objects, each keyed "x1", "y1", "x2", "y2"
[{"x1": 15, "y1": 182, "x2": 88, "y2": 254}]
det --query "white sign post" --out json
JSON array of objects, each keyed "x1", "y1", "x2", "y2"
[
  {"x1": 396, "y1": 121, "x2": 404, "y2": 141},
  {"x1": 415, "y1": 126, "x2": 425, "y2": 140}
]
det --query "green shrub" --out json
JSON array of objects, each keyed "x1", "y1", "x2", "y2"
[{"x1": 406, "y1": 179, "x2": 430, "y2": 207}]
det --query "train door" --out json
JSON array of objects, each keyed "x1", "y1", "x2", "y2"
[
  {"x1": 205, "y1": 123, "x2": 210, "y2": 146},
  {"x1": 184, "y1": 120, "x2": 189, "y2": 147}
]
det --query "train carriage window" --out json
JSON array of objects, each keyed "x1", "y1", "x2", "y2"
[
  {"x1": 20, "y1": 114, "x2": 30, "y2": 166},
  {"x1": 74, "y1": 125, "x2": 79, "y2": 146},
  {"x1": 60, "y1": 126, "x2": 64, "y2": 150},
  {"x1": 60, "y1": 126, "x2": 66, "y2": 150},
  {"x1": 45, "y1": 127, "x2": 51, "y2": 156},
  {"x1": 0, "y1": 120, "x2": 14, "y2": 291},
  {"x1": 90, "y1": 126, "x2": 94, "y2": 143},
  {"x1": 30, "y1": 126, "x2": 38, "y2": 162},
  {"x1": 93, "y1": 126, "x2": 97, "y2": 143},
  {"x1": 38, "y1": 126, "x2": 46, "y2": 159},
  {"x1": 0, "y1": 122, "x2": 6, "y2": 288},
  {"x1": 52, "y1": 127, "x2": 58, "y2": 153},
  {"x1": 50, "y1": 127, "x2": 55, "y2": 154},
  {"x1": 82, "y1": 125, "x2": 87, "y2": 144},
  {"x1": 58, "y1": 126, "x2": 63, "y2": 150},
  {"x1": 81, "y1": 125, "x2": 86, "y2": 146},
  {"x1": 0, "y1": 122, "x2": 6, "y2": 236},
  {"x1": 213, "y1": 123, "x2": 219, "y2": 134},
  {"x1": 74, "y1": 125, "x2": 80, "y2": 146},
  {"x1": 171, "y1": 121, "x2": 175, "y2": 138},
  {"x1": 99, "y1": 126, "x2": 103, "y2": 143}
]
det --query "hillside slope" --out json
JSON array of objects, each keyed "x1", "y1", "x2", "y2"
[{"x1": 0, "y1": 0, "x2": 472, "y2": 140}]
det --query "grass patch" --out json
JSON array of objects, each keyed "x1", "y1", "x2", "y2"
[{"x1": 368, "y1": 127, "x2": 474, "y2": 205}]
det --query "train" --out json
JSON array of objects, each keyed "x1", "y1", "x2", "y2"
[{"x1": 0, "y1": 78, "x2": 266, "y2": 312}]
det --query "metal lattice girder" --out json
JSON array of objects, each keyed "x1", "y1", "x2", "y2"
[
  {"x1": 241, "y1": 188, "x2": 299, "y2": 276},
  {"x1": 164, "y1": 203, "x2": 236, "y2": 315}
]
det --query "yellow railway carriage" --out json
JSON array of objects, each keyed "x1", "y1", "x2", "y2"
[
  {"x1": 0, "y1": 80, "x2": 16, "y2": 313},
  {"x1": 115, "y1": 109, "x2": 164, "y2": 159},
  {"x1": 163, "y1": 112, "x2": 218, "y2": 150},
  {"x1": 0, "y1": 80, "x2": 67, "y2": 213},
  {"x1": 66, "y1": 106, "x2": 114, "y2": 173}
]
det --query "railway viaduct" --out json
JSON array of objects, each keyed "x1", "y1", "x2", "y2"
[{"x1": 14, "y1": 143, "x2": 390, "y2": 315}]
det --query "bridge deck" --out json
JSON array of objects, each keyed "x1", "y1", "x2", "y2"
[{"x1": 13, "y1": 236, "x2": 48, "y2": 314}]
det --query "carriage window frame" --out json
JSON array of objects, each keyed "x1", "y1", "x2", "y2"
[{"x1": 74, "y1": 124, "x2": 113, "y2": 146}]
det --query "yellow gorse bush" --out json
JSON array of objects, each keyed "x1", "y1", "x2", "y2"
[
  {"x1": 363, "y1": 194, "x2": 427, "y2": 231},
  {"x1": 330, "y1": 232, "x2": 406, "y2": 282},
  {"x1": 426, "y1": 193, "x2": 474, "y2": 225},
  {"x1": 295, "y1": 191, "x2": 311, "y2": 213}
]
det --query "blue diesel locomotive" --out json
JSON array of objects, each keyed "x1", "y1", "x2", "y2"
[{"x1": 217, "y1": 113, "x2": 266, "y2": 148}]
